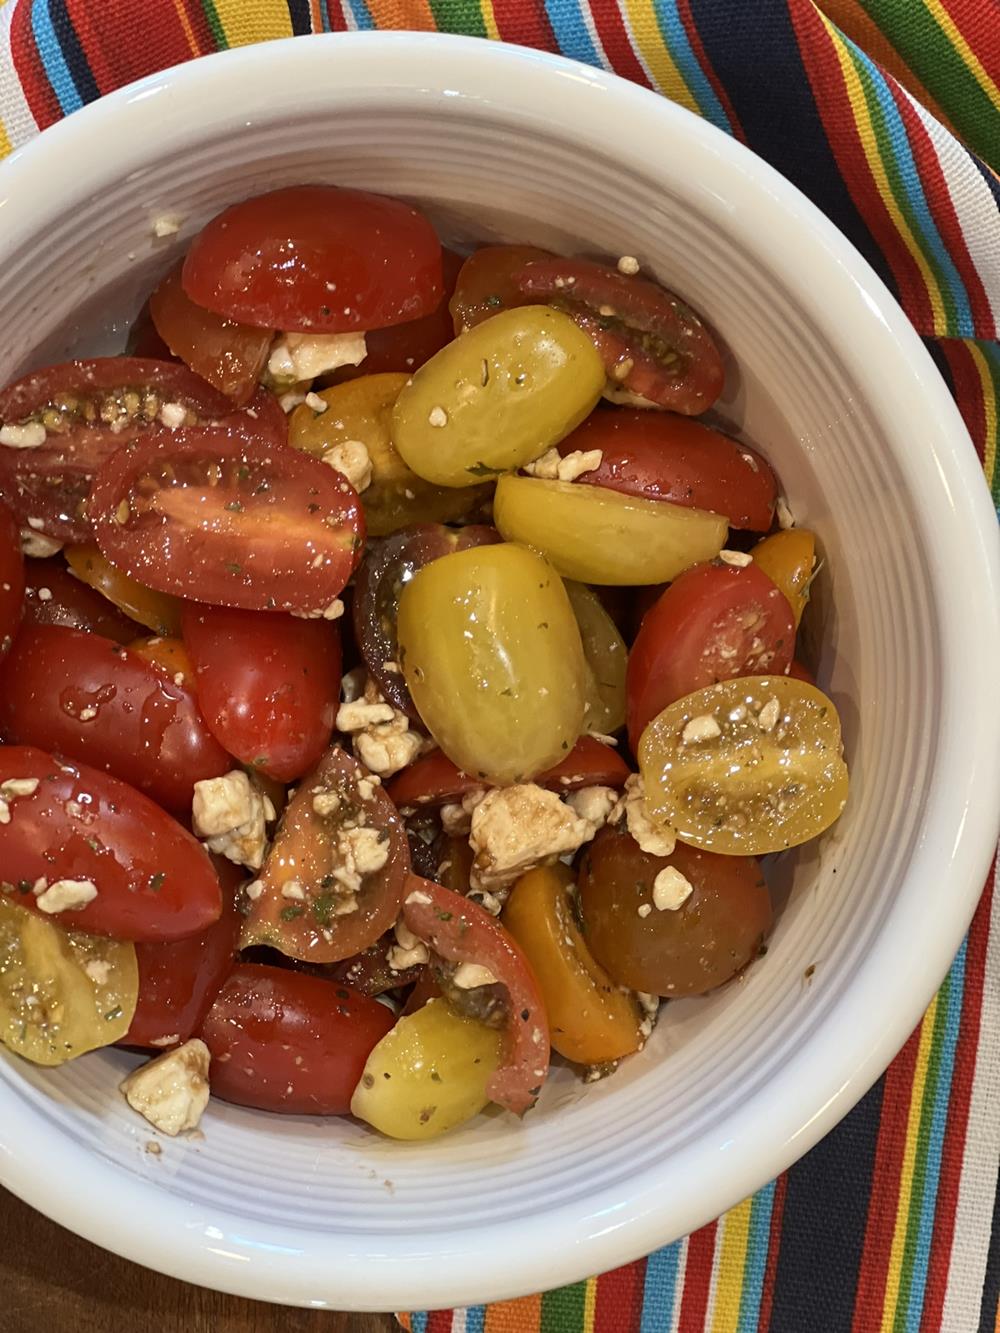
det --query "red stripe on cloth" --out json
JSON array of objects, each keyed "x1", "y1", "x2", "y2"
[
  {"x1": 588, "y1": 1, "x2": 652, "y2": 88},
  {"x1": 787, "y1": 0, "x2": 935, "y2": 335},
  {"x1": 849, "y1": 1026, "x2": 922, "y2": 1332},
  {"x1": 178, "y1": 0, "x2": 219, "y2": 52},
  {"x1": 9, "y1": 1, "x2": 63, "y2": 129},
  {"x1": 426, "y1": 1310, "x2": 454, "y2": 1333},
  {"x1": 921, "y1": 869, "x2": 995, "y2": 1331},
  {"x1": 490, "y1": 0, "x2": 559, "y2": 53},
  {"x1": 938, "y1": 0, "x2": 1000, "y2": 82},
  {"x1": 888, "y1": 78, "x2": 996, "y2": 340},
  {"x1": 594, "y1": 1258, "x2": 646, "y2": 1331},
  {"x1": 940, "y1": 339, "x2": 988, "y2": 465},
  {"x1": 676, "y1": 0, "x2": 746, "y2": 141},
  {"x1": 677, "y1": 1222, "x2": 717, "y2": 1333},
  {"x1": 66, "y1": 0, "x2": 197, "y2": 95},
  {"x1": 757, "y1": 1172, "x2": 787, "y2": 1333}
]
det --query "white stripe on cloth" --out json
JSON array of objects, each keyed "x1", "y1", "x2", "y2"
[
  {"x1": 0, "y1": 1, "x2": 39, "y2": 157},
  {"x1": 942, "y1": 861, "x2": 1000, "y2": 1333}
]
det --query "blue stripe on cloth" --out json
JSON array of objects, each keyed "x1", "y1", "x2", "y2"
[
  {"x1": 541, "y1": 0, "x2": 603, "y2": 67},
  {"x1": 640, "y1": 1238, "x2": 684, "y2": 1332},
  {"x1": 737, "y1": 1182, "x2": 776, "y2": 1333},
  {"x1": 29, "y1": 0, "x2": 82, "y2": 114},
  {"x1": 650, "y1": 0, "x2": 730, "y2": 133},
  {"x1": 409, "y1": 1313, "x2": 429, "y2": 1333},
  {"x1": 464, "y1": 1304, "x2": 486, "y2": 1333},
  {"x1": 345, "y1": 0, "x2": 375, "y2": 29}
]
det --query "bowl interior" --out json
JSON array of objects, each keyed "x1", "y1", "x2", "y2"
[{"x1": 0, "y1": 35, "x2": 996, "y2": 1311}]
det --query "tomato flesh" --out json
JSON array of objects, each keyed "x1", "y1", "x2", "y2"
[
  {"x1": 449, "y1": 244, "x2": 553, "y2": 333},
  {"x1": 182, "y1": 602, "x2": 342, "y2": 781},
  {"x1": 22, "y1": 557, "x2": 138, "y2": 643},
  {"x1": 199, "y1": 962, "x2": 395, "y2": 1114},
  {"x1": 627, "y1": 561, "x2": 795, "y2": 749},
  {"x1": 0, "y1": 498, "x2": 25, "y2": 656},
  {"x1": 0, "y1": 746, "x2": 221, "y2": 941},
  {"x1": 89, "y1": 426, "x2": 364, "y2": 613},
  {"x1": 182, "y1": 186, "x2": 443, "y2": 333},
  {"x1": 0, "y1": 625, "x2": 232, "y2": 811}
]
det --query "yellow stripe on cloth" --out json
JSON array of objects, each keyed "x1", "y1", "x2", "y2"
[
  {"x1": 969, "y1": 343, "x2": 998, "y2": 487},
  {"x1": 619, "y1": 0, "x2": 700, "y2": 114},
  {"x1": 211, "y1": 0, "x2": 294, "y2": 45},
  {"x1": 923, "y1": 0, "x2": 1000, "y2": 110},
  {"x1": 709, "y1": 1196, "x2": 754, "y2": 1333}
]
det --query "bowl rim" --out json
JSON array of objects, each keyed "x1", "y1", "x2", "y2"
[{"x1": 1, "y1": 29, "x2": 999, "y2": 1313}]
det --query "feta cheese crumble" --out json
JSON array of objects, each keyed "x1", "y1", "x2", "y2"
[
  {"x1": 612, "y1": 773, "x2": 677, "y2": 858},
  {"x1": 652, "y1": 866, "x2": 694, "y2": 911},
  {"x1": 616, "y1": 255, "x2": 640, "y2": 276},
  {"x1": 0, "y1": 422, "x2": 46, "y2": 449},
  {"x1": 34, "y1": 878, "x2": 98, "y2": 914},
  {"x1": 322, "y1": 438, "x2": 372, "y2": 493},
  {"x1": 191, "y1": 770, "x2": 275, "y2": 870},
  {"x1": 523, "y1": 447, "x2": 603, "y2": 482},
  {"x1": 718, "y1": 549, "x2": 753, "y2": 568},
  {"x1": 268, "y1": 331, "x2": 367, "y2": 382},
  {"x1": 681, "y1": 714, "x2": 721, "y2": 745},
  {"x1": 120, "y1": 1039, "x2": 211, "y2": 1137},
  {"x1": 469, "y1": 784, "x2": 605, "y2": 892},
  {"x1": 336, "y1": 676, "x2": 428, "y2": 778}
]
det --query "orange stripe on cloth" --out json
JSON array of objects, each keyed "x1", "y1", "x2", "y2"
[
  {"x1": 364, "y1": 0, "x2": 437, "y2": 29},
  {"x1": 484, "y1": 1291, "x2": 543, "y2": 1332}
]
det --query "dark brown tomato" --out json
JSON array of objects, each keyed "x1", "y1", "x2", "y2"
[
  {"x1": 557, "y1": 409, "x2": 777, "y2": 531},
  {"x1": 0, "y1": 625, "x2": 231, "y2": 811},
  {"x1": 512, "y1": 258, "x2": 724, "y2": 414},
  {"x1": 328, "y1": 932, "x2": 423, "y2": 996},
  {"x1": 353, "y1": 523, "x2": 499, "y2": 717},
  {"x1": 22, "y1": 558, "x2": 139, "y2": 643},
  {"x1": 243, "y1": 745, "x2": 410, "y2": 964},
  {"x1": 578, "y1": 825, "x2": 771, "y2": 996},
  {"x1": 198, "y1": 963, "x2": 395, "y2": 1114},
  {"x1": 449, "y1": 245, "x2": 554, "y2": 333},
  {"x1": 0, "y1": 498, "x2": 25, "y2": 657},
  {"x1": 125, "y1": 302, "x2": 176, "y2": 361},
  {"x1": 181, "y1": 603, "x2": 342, "y2": 782}
]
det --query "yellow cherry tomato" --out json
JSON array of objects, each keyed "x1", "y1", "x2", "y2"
[
  {"x1": 493, "y1": 475, "x2": 727, "y2": 585},
  {"x1": 397, "y1": 542, "x2": 587, "y2": 784},
  {"x1": 638, "y1": 675, "x2": 849, "y2": 855},
  {"x1": 0, "y1": 896, "x2": 137, "y2": 1066},
  {"x1": 752, "y1": 529, "x2": 817, "y2": 626},
  {"x1": 503, "y1": 864, "x2": 643, "y2": 1064},
  {"x1": 391, "y1": 306, "x2": 605, "y2": 488},
  {"x1": 66, "y1": 544, "x2": 182, "y2": 636},
  {"x1": 564, "y1": 580, "x2": 627, "y2": 735},
  {"x1": 288, "y1": 373, "x2": 490, "y2": 536},
  {"x1": 350, "y1": 998, "x2": 503, "y2": 1140},
  {"x1": 128, "y1": 634, "x2": 195, "y2": 685}
]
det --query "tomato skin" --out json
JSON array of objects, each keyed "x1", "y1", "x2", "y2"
[
  {"x1": 89, "y1": 426, "x2": 364, "y2": 613},
  {"x1": 181, "y1": 603, "x2": 342, "y2": 781},
  {"x1": 122, "y1": 858, "x2": 244, "y2": 1048},
  {"x1": 125, "y1": 301, "x2": 176, "y2": 361},
  {"x1": 558, "y1": 410, "x2": 777, "y2": 531},
  {"x1": 402, "y1": 877, "x2": 550, "y2": 1116},
  {"x1": 0, "y1": 746, "x2": 222, "y2": 941},
  {"x1": 22, "y1": 558, "x2": 138, "y2": 642},
  {"x1": 0, "y1": 358, "x2": 233, "y2": 542},
  {"x1": 182, "y1": 186, "x2": 443, "y2": 334},
  {"x1": 787, "y1": 658, "x2": 816, "y2": 685},
  {"x1": 0, "y1": 498, "x2": 25, "y2": 657},
  {"x1": 627, "y1": 561, "x2": 795, "y2": 749},
  {"x1": 129, "y1": 634, "x2": 195, "y2": 685},
  {"x1": 512, "y1": 258, "x2": 725, "y2": 414},
  {"x1": 199, "y1": 963, "x2": 395, "y2": 1114},
  {"x1": 0, "y1": 625, "x2": 231, "y2": 811},
  {"x1": 65, "y1": 544, "x2": 183, "y2": 637},
  {"x1": 149, "y1": 262, "x2": 272, "y2": 406},
  {"x1": 449, "y1": 245, "x2": 553, "y2": 333}
]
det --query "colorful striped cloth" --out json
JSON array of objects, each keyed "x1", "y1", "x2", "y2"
[{"x1": 1, "y1": 2, "x2": 998, "y2": 1329}]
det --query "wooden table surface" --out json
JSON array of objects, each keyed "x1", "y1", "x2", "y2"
[{"x1": 0, "y1": 1187, "x2": 398, "y2": 1332}]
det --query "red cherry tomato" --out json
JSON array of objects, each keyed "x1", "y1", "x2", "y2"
[
  {"x1": 787, "y1": 658, "x2": 816, "y2": 685},
  {"x1": 199, "y1": 963, "x2": 395, "y2": 1114},
  {"x1": 0, "y1": 625, "x2": 231, "y2": 811},
  {"x1": 333, "y1": 248, "x2": 465, "y2": 381},
  {"x1": 89, "y1": 426, "x2": 364, "y2": 613},
  {"x1": 513, "y1": 258, "x2": 724, "y2": 414},
  {"x1": 22, "y1": 557, "x2": 139, "y2": 642},
  {"x1": 244, "y1": 745, "x2": 411, "y2": 964},
  {"x1": 125, "y1": 302, "x2": 176, "y2": 361},
  {"x1": 0, "y1": 498, "x2": 25, "y2": 657},
  {"x1": 330, "y1": 933, "x2": 424, "y2": 996},
  {"x1": 122, "y1": 858, "x2": 244, "y2": 1048},
  {"x1": 386, "y1": 736, "x2": 630, "y2": 810},
  {"x1": 449, "y1": 244, "x2": 554, "y2": 333},
  {"x1": 557, "y1": 409, "x2": 777, "y2": 531},
  {"x1": 149, "y1": 262, "x2": 272, "y2": 406},
  {"x1": 0, "y1": 745, "x2": 221, "y2": 941},
  {"x1": 182, "y1": 186, "x2": 444, "y2": 334},
  {"x1": 181, "y1": 603, "x2": 342, "y2": 782},
  {"x1": 0, "y1": 358, "x2": 233, "y2": 541},
  {"x1": 626, "y1": 562, "x2": 795, "y2": 749},
  {"x1": 402, "y1": 877, "x2": 549, "y2": 1116}
]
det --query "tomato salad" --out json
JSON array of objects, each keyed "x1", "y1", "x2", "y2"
[{"x1": 0, "y1": 186, "x2": 848, "y2": 1141}]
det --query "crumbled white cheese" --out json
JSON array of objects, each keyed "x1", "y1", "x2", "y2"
[
  {"x1": 652, "y1": 866, "x2": 694, "y2": 911},
  {"x1": 522, "y1": 448, "x2": 560, "y2": 479},
  {"x1": 469, "y1": 784, "x2": 602, "y2": 892},
  {"x1": 20, "y1": 528, "x2": 62, "y2": 559},
  {"x1": 718, "y1": 549, "x2": 753, "y2": 568},
  {"x1": 120, "y1": 1039, "x2": 211, "y2": 1137},
  {"x1": 523, "y1": 447, "x2": 602, "y2": 483},
  {"x1": 427, "y1": 405, "x2": 448, "y2": 428},
  {"x1": 616, "y1": 255, "x2": 640, "y2": 276},
  {"x1": 452, "y1": 962, "x2": 499, "y2": 990},
  {"x1": 636, "y1": 991, "x2": 660, "y2": 1043},
  {"x1": 601, "y1": 385, "x2": 658, "y2": 409},
  {"x1": 681, "y1": 714, "x2": 721, "y2": 745},
  {"x1": 36, "y1": 587, "x2": 53, "y2": 602},
  {"x1": 158, "y1": 401, "x2": 188, "y2": 429},
  {"x1": 337, "y1": 676, "x2": 426, "y2": 778},
  {"x1": 78, "y1": 707, "x2": 97, "y2": 722},
  {"x1": 565, "y1": 785, "x2": 618, "y2": 827},
  {"x1": 84, "y1": 958, "x2": 112, "y2": 986},
  {"x1": 152, "y1": 214, "x2": 182, "y2": 237},
  {"x1": 191, "y1": 770, "x2": 275, "y2": 870},
  {"x1": 387, "y1": 918, "x2": 430, "y2": 971},
  {"x1": 322, "y1": 439, "x2": 372, "y2": 493},
  {"x1": 279, "y1": 389, "x2": 308, "y2": 413},
  {"x1": 312, "y1": 790, "x2": 341, "y2": 817},
  {"x1": 614, "y1": 773, "x2": 677, "y2": 858},
  {"x1": 150, "y1": 1034, "x2": 180, "y2": 1048},
  {"x1": 304, "y1": 391, "x2": 328, "y2": 413},
  {"x1": 34, "y1": 878, "x2": 98, "y2": 914},
  {"x1": 776, "y1": 496, "x2": 795, "y2": 530},
  {"x1": 758, "y1": 697, "x2": 781, "y2": 733},
  {"x1": 281, "y1": 880, "x2": 306, "y2": 900},
  {"x1": 1, "y1": 778, "x2": 39, "y2": 798},
  {"x1": 268, "y1": 332, "x2": 367, "y2": 382},
  {"x1": 292, "y1": 597, "x2": 345, "y2": 621},
  {"x1": 468, "y1": 887, "x2": 505, "y2": 917},
  {"x1": 440, "y1": 787, "x2": 487, "y2": 836},
  {"x1": 329, "y1": 825, "x2": 390, "y2": 896},
  {"x1": 637, "y1": 903, "x2": 652, "y2": 918},
  {"x1": 405, "y1": 889, "x2": 433, "y2": 906},
  {"x1": 0, "y1": 421, "x2": 46, "y2": 449}
]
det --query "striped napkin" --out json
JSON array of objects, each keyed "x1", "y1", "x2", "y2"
[{"x1": 1, "y1": 2, "x2": 999, "y2": 1328}]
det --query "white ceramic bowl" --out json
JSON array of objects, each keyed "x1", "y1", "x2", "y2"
[{"x1": 0, "y1": 32, "x2": 998, "y2": 1313}]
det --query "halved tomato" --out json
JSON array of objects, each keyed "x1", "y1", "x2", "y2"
[
  {"x1": 243, "y1": 745, "x2": 410, "y2": 963},
  {"x1": 182, "y1": 186, "x2": 444, "y2": 333},
  {"x1": 89, "y1": 426, "x2": 364, "y2": 613},
  {"x1": 0, "y1": 497, "x2": 25, "y2": 656},
  {"x1": 149, "y1": 261, "x2": 272, "y2": 406},
  {"x1": 512, "y1": 258, "x2": 724, "y2": 414},
  {"x1": 627, "y1": 561, "x2": 795, "y2": 749},
  {"x1": 0, "y1": 745, "x2": 221, "y2": 941},
  {"x1": 449, "y1": 244, "x2": 553, "y2": 333},
  {"x1": 558, "y1": 409, "x2": 777, "y2": 531},
  {"x1": 22, "y1": 557, "x2": 139, "y2": 643}
]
